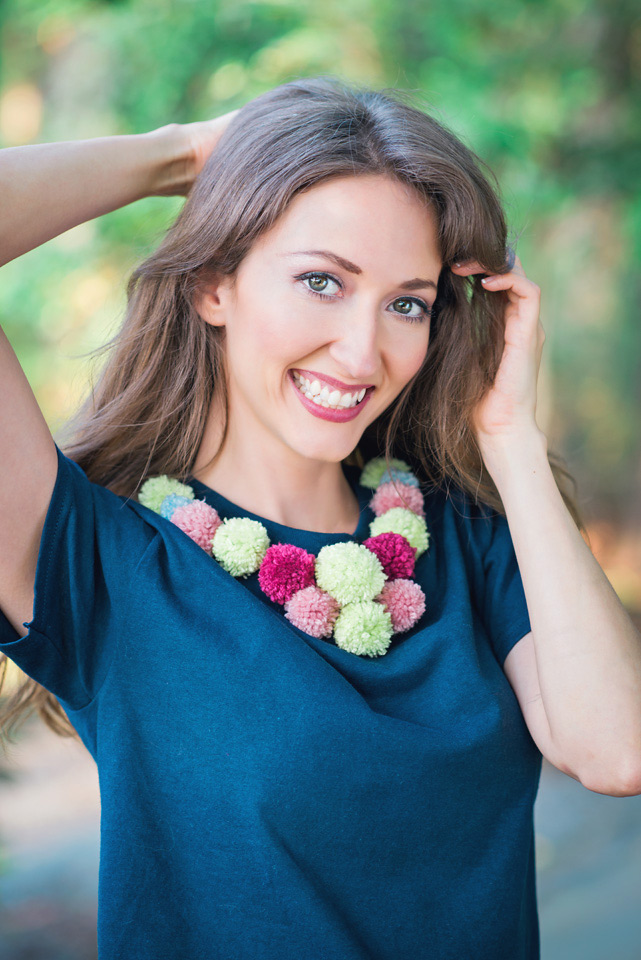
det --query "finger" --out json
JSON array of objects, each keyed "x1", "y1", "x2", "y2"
[
  {"x1": 450, "y1": 260, "x2": 485, "y2": 276},
  {"x1": 450, "y1": 252, "x2": 525, "y2": 278},
  {"x1": 480, "y1": 273, "x2": 540, "y2": 299},
  {"x1": 451, "y1": 263, "x2": 527, "y2": 280}
]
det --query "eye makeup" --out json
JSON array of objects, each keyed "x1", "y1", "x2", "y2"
[{"x1": 294, "y1": 271, "x2": 433, "y2": 325}]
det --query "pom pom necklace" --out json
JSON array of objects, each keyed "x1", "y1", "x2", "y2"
[{"x1": 138, "y1": 457, "x2": 430, "y2": 658}]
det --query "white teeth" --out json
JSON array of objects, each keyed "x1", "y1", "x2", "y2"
[{"x1": 292, "y1": 371, "x2": 369, "y2": 409}]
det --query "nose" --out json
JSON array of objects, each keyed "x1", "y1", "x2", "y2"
[{"x1": 328, "y1": 311, "x2": 381, "y2": 384}]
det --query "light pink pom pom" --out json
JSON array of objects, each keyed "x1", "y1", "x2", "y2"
[
  {"x1": 171, "y1": 499, "x2": 222, "y2": 552},
  {"x1": 284, "y1": 584, "x2": 341, "y2": 639},
  {"x1": 370, "y1": 481, "x2": 425, "y2": 518},
  {"x1": 376, "y1": 578, "x2": 426, "y2": 632}
]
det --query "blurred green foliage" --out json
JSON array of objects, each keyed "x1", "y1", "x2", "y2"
[{"x1": 0, "y1": 0, "x2": 640, "y2": 600}]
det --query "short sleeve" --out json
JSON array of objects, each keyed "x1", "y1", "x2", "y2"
[
  {"x1": 0, "y1": 442, "x2": 156, "y2": 711},
  {"x1": 480, "y1": 510, "x2": 532, "y2": 667}
]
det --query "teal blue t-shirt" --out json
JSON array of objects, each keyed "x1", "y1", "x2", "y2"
[{"x1": 0, "y1": 444, "x2": 541, "y2": 959}]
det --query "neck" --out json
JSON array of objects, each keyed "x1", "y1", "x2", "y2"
[{"x1": 190, "y1": 400, "x2": 361, "y2": 535}]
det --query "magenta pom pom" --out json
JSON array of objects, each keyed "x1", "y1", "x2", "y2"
[
  {"x1": 370, "y1": 481, "x2": 425, "y2": 518},
  {"x1": 363, "y1": 532, "x2": 416, "y2": 580},
  {"x1": 284, "y1": 585, "x2": 341, "y2": 638},
  {"x1": 376, "y1": 578, "x2": 426, "y2": 632},
  {"x1": 171, "y1": 499, "x2": 222, "y2": 552},
  {"x1": 258, "y1": 543, "x2": 316, "y2": 604}
]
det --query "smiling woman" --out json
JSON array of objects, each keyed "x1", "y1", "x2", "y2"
[
  {"x1": 0, "y1": 76, "x2": 590, "y2": 960},
  {"x1": 186, "y1": 172, "x2": 440, "y2": 525}
]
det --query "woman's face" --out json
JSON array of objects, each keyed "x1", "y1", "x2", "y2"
[{"x1": 199, "y1": 173, "x2": 442, "y2": 465}]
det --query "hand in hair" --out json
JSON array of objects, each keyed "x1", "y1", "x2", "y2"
[
  {"x1": 450, "y1": 252, "x2": 546, "y2": 458},
  {"x1": 149, "y1": 108, "x2": 240, "y2": 198}
]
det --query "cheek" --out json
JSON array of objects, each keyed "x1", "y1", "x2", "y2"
[
  {"x1": 391, "y1": 332, "x2": 430, "y2": 384},
  {"x1": 255, "y1": 320, "x2": 296, "y2": 357},
  {"x1": 248, "y1": 308, "x2": 318, "y2": 364},
  {"x1": 231, "y1": 298, "x2": 293, "y2": 360}
]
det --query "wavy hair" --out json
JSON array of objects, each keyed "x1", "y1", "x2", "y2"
[{"x1": 1, "y1": 75, "x2": 585, "y2": 747}]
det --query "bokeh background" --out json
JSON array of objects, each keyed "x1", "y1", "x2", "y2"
[{"x1": 1, "y1": 0, "x2": 640, "y2": 957}]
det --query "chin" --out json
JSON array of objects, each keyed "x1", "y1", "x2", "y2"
[{"x1": 286, "y1": 433, "x2": 362, "y2": 465}]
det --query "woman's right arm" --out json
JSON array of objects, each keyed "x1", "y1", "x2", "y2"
[
  {"x1": 0, "y1": 125, "x2": 196, "y2": 268},
  {"x1": 0, "y1": 123, "x2": 206, "y2": 636}
]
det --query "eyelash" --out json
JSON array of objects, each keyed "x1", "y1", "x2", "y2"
[{"x1": 295, "y1": 271, "x2": 433, "y2": 324}]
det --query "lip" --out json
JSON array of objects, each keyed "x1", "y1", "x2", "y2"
[
  {"x1": 288, "y1": 370, "x2": 374, "y2": 422},
  {"x1": 292, "y1": 368, "x2": 375, "y2": 393}
]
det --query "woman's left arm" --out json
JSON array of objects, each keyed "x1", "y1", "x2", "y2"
[{"x1": 451, "y1": 254, "x2": 641, "y2": 797}]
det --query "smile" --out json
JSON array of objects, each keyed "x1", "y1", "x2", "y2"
[{"x1": 288, "y1": 370, "x2": 374, "y2": 422}]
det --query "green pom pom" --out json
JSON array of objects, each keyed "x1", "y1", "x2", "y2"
[
  {"x1": 333, "y1": 600, "x2": 393, "y2": 657},
  {"x1": 369, "y1": 507, "x2": 430, "y2": 559},
  {"x1": 315, "y1": 542, "x2": 386, "y2": 605},
  {"x1": 359, "y1": 456, "x2": 411, "y2": 489},
  {"x1": 138, "y1": 475, "x2": 195, "y2": 514},
  {"x1": 212, "y1": 517, "x2": 270, "y2": 578}
]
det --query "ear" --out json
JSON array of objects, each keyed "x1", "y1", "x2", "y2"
[{"x1": 194, "y1": 272, "x2": 235, "y2": 328}]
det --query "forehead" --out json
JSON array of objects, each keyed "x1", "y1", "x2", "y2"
[{"x1": 250, "y1": 174, "x2": 442, "y2": 270}]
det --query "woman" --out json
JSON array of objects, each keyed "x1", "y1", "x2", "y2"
[{"x1": 1, "y1": 76, "x2": 640, "y2": 960}]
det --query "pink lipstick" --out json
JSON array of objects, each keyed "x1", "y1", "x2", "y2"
[{"x1": 288, "y1": 370, "x2": 374, "y2": 423}]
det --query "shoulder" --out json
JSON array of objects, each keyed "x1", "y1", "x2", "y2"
[
  {"x1": 424, "y1": 478, "x2": 502, "y2": 565},
  {"x1": 52, "y1": 447, "x2": 163, "y2": 564}
]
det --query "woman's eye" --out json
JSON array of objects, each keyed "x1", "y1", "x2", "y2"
[
  {"x1": 299, "y1": 272, "x2": 340, "y2": 297},
  {"x1": 391, "y1": 297, "x2": 429, "y2": 319}
]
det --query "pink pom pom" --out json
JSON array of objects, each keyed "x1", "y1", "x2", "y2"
[
  {"x1": 284, "y1": 585, "x2": 341, "y2": 638},
  {"x1": 376, "y1": 578, "x2": 426, "y2": 632},
  {"x1": 171, "y1": 499, "x2": 222, "y2": 552},
  {"x1": 363, "y1": 532, "x2": 416, "y2": 580},
  {"x1": 258, "y1": 543, "x2": 316, "y2": 604},
  {"x1": 370, "y1": 481, "x2": 425, "y2": 518}
]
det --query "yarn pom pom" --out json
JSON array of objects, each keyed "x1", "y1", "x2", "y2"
[
  {"x1": 369, "y1": 507, "x2": 430, "y2": 560},
  {"x1": 138, "y1": 476, "x2": 195, "y2": 514},
  {"x1": 378, "y1": 467, "x2": 420, "y2": 489},
  {"x1": 258, "y1": 543, "x2": 316, "y2": 604},
  {"x1": 333, "y1": 600, "x2": 394, "y2": 657},
  {"x1": 370, "y1": 482, "x2": 425, "y2": 519},
  {"x1": 377, "y1": 579, "x2": 426, "y2": 632},
  {"x1": 171, "y1": 499, "x2": 222, "y2": 552},
  {"x1": 363, "y1": 532, "x2": 416, "y2": 580},
  {"x1": 212, "y1": 517, "x2": 270, "y2": 578},
  {"x1": 160, "y1": 493, "x2": 193, "y2": 520},
  {"x1": 315, "y1": 541, "x2": 386, "y2": 605},
  {"x1": 359, "y1": 457, "x2": 411, "y2": 490},
  {"x1": 284, "y1": 585, "x2": 341, "y2": 638}
]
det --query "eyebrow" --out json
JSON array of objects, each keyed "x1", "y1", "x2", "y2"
[{"x1": 281, "y1": 249, "x2": 438, "y2": 292}]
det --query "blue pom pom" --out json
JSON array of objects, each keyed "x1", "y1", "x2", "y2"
[
  {"x1": 379, "y1": 468, "x2": 420, "y2": 488},
  {"x1": 160, "y1": 493, "x2": 193, "y2": 520}
]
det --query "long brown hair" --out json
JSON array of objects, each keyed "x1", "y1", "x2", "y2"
[{"x1": 1, "y1": 75, "x2": 585, "y2": 748}]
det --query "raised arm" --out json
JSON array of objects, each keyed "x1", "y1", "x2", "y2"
[
  {"x1": 0, "y1": 114, "x2": 235, "y2": 635},
  {"x1": 0, "y1": 121, "x2": 220, "y2": 267}
]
